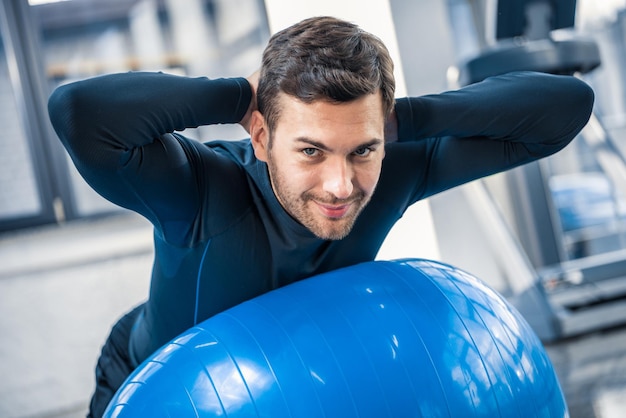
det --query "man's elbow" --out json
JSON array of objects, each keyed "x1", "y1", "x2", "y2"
[
  {"x1": 573, "y1": 77, "x2": 595, "y2": 126},
  {"x1": 548, "y1": 77, "x2": 595, "y2": 152},
  {"x1": 48, "y1": 82, "x2": 86, "y2": 146}
]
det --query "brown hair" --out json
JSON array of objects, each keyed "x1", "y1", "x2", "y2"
[{"x1": 257, "y1": 16, "x2": 395, "y2": 133}]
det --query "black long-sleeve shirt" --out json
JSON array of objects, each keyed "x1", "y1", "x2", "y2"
[{"x1": 48, "y1": 71, "x2": 594, "y2": 364}]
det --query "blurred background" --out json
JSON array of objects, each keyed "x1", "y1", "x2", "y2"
[{"x1": 1, "y1": 0, "x2": 626, "y2": 416}]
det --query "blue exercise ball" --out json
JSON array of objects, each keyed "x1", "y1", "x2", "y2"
[{"x1": 104, "y1": 259, "x2": 567, "y2": 417}]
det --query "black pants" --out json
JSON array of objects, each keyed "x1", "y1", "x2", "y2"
[{"x1": 87, "y1": 304, "x2": 144, "y2": 418}]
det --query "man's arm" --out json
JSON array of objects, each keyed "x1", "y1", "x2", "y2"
[
  {"x1": 392, "y1": 71, "x2": 594, "y2": 198},
  {"x1": 48, "y1": 72, "x2": 252, "y2": 227},
  {"x1": 239, "y1": 70, "x2": 259, "y2": 134}
]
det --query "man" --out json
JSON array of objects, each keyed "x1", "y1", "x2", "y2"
[{"x1": 48, "y1": 16, "x2": 594, "y2": 418}]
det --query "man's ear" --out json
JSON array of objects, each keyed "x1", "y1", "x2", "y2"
[{"x1": 250, "y1": 110, "x2": 269, "y2": 162}]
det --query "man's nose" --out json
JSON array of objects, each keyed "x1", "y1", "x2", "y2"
[{"x1": 322, "y1": 158, "x2": 354, "y2": 199}]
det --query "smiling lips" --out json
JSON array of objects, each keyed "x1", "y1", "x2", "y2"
[{"x1": 315, "y1": 201, "x2": 353, "y2": 218}]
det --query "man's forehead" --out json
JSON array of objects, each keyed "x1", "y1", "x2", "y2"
[{"x1": 274, "y1": 91, "x2": 385, "y2": 121}]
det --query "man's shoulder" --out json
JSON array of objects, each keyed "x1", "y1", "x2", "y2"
[
  {"x1": 203, "y1": 138, "x2": 256, "y2": 164},
  {"x1": 200, "y1": 138, "x2": 268, "y2": 192}
]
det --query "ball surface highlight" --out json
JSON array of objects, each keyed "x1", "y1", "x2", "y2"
[{"x1": 105, "y1": 259, "x2": 567, "y2": 417}]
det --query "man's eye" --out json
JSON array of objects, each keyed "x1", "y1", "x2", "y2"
[
  {"x1": 354, "y1": 147, "x2": 372, "y2": 157},
  {"x1": 302, "y1": 148, "x2": 319, "y2": 156}
]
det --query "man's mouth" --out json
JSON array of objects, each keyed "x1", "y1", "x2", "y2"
[{"x1": 314, "y1": 201, "x2": 353, "y2": 219}]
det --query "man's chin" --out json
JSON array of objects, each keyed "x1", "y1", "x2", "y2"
[
  {"x1": 313, "y1": 231, "x2": 350, "y2": 241},
  {"x1": 299, "y1": 197, "x2": 370, "y2": 240},
  {"x1": 308, "y1": 218, "x2": 355, "y2": 241}
]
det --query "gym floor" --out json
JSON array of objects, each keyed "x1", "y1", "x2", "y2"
[{"x1": 0, "y1": 212, "x2": 625, "y2": 418}]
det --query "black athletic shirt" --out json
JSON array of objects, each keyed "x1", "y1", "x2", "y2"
[{"x1": 48, "y1": 71, "x2": 594, "y2": 364}]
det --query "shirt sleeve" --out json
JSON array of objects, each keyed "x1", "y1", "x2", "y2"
[
  {"x1": 392, "y1": 71, "x2": 595, "y2": 199},
  {"x1": 48, "y1": 72, "x2": 252, "y2": 231}
]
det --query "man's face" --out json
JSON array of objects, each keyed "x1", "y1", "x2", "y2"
[{"x1": 252, "y1": 92, "x2": 386, "y2": 240}]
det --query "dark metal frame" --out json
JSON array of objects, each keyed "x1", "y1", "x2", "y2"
[
  {"x1": 0, "y1": 0, "x2": 271, "y2": 232},
  {"x1": 0, "y1": 0, "x2": 77, "y2": 231}
]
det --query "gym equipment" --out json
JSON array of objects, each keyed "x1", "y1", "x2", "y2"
[
  {"x1": 436, "y1": 0, "x2": 626, "y2": 341},
  {"x1": 104, "y1": 259, "x2": 567, "y2": 417}
]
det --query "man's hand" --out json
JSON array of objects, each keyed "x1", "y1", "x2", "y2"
[
  {"x1": 384, "y1": 107, "x2": 398, "y2": 143},
  {"x1": 240, "y1": 70, "x2": 259, "y2": 134}
]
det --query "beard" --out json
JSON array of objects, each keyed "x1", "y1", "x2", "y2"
[{"x1": 267, "y1": 156, "x2": 371, "y2": 241}]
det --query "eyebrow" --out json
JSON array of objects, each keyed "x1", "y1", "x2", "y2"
[{"x1": 294, "y1": 137, "x2": 384, "y2": 152}]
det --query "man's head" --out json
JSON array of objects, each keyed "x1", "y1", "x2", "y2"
[
  {"x1": 250, "y1": 16, "x2": 395, "y2": 240},
  {"x1": 257, "y1": 16, "x2": 395, "y2": 132}
]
